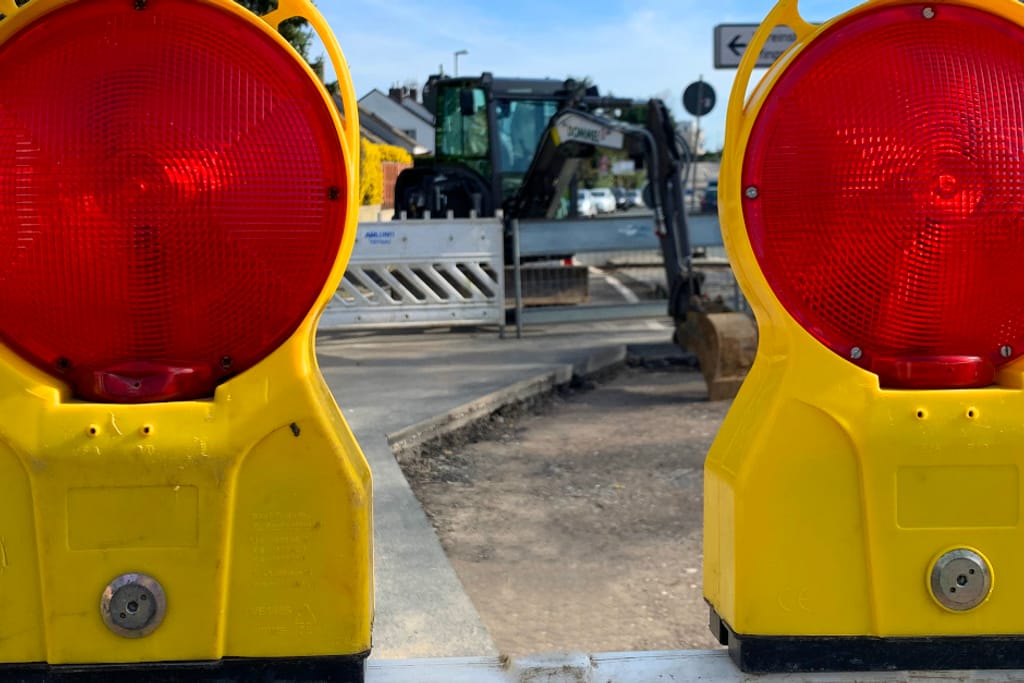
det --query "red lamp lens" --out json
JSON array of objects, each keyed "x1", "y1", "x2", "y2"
[
  {"x1": 743, "y1": 4, "x2": 1024, "y2": 389},
  {"x1": 0, "y1": 0, "x2": 347, "y2": 402}
]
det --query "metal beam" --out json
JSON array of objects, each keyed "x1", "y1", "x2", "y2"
[
  {"x1": 517, "y1": 213, "x2": 723, "y2": 259},
  {"x1": 521, "y1": 302, "x2": 668, "y2": 325}
]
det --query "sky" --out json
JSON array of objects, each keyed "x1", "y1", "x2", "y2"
[{"x1": 312, "y1": 0, "x2": 864, "y2": 150}]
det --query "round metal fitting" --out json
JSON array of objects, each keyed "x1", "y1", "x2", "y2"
[
  {"x1": 745, "y1": 186, "x2": 759, "y2": 200},
  {"x1": 930, "y1": 549, "x2": 991, "y2": 611},
  {"x1": 100, "y1": 573, "x2": 166, "y2": 638},
  {"x1": 922, "y1": 6, "x2": 936, "y2": 19},
  {"x1": 1001, "y1": 345, "x2": 1014, "y2": 358},
  {"x1": 850, "y1": 347, "x2": 864, "y2": 361}
]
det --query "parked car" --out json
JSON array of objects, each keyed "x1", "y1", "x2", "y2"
[
  {"x1": 611, "y1": 187, "x2": 628, "y2": 210},
  {"x1": 701, "y1": 179, "x2": 718, "y2": 213},
  {"x1": 626, "y1": 188, "x2": 644, "y2": 208},
  {"x1": 576, "y1": 190, "x2": 597, "y2": 217},
  {"x1": 587, "y1": 188, "x2": 617, "y2": 213}
]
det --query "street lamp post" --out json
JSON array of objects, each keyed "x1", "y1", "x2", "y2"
[{"x1": 454, "y1": 49, "x2": 468, "y2": 77}]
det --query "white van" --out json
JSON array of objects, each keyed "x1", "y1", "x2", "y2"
[
  {"x1": 587, "y1": 188, "x2": 617, "y2": 213},
  {"x1": 576, "y1": 191, "x2": 597, "y2": 217}
]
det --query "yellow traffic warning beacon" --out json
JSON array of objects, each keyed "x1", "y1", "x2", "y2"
[
  {"x1": 0, "y1": 0, "x2": 371, "y2": 679},
  {"x1": 706, "y1": 0, "x2": 1024, "y2": 672}
]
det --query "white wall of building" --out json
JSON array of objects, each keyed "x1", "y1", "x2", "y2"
[{"x1": 358, "y1": 90, "x2": 435, "y2": 154}]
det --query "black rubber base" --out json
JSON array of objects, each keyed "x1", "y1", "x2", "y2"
[
  {"x1": 711, "y1": 606, "x2": 1024, "y2": 673},
  {"x1": 0, "y1": 653, "x2": 368, "y2": 682}
]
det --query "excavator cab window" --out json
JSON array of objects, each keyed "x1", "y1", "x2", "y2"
[
  {"x1": 496, "y1": 98, "x2": 559, "y2": 199},
  {"x1": 459, "y1": 88, "x2": 476, "y2": 116},
  {"x1": 437, "y1": 85, "x2": 491, "y2": 183}
]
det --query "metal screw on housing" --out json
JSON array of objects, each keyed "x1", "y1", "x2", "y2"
[
  {"x1": 850, "y1": 347, "x2": 864, "y2": 361},
  {"x1": 922, "y1": 6, "x2": 935, "y2": 19},
  {"x1": 745, "y1": 186, "x2": 759, "y2": 200},
  {"x1": 100, "y1": 573, "x2": 167, "y2": 638},
  {"x1": 930, "y1": 549, "x2": 991, "y2": 611},
  {"x1": 1001, "y1": 345, "x2": 1013, "y2": 359}
]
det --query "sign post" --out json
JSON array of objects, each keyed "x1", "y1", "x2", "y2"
[{"x1": 682, "y1": 78, "x2": 716, "y2": 212}]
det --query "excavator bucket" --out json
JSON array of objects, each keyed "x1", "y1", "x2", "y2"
[{"x1": 677, "y1": 311, "x2": 758, "y2": 401}]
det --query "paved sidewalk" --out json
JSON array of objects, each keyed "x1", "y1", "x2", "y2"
[{"x1": 316, "y1": 320, "x2": 674, "y2": 659}]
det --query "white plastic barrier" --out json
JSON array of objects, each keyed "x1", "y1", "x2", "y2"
[{"x1": 321, "y1": 218, "x2": 505, "y2": 330}]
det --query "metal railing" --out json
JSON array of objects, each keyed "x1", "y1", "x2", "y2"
[{"x1": 509, "y1": 212, "x2": 747, "y2": 335}]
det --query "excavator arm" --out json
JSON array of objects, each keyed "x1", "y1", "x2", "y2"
[
  {"x1": 506, "y1": 99, "x2": 757, "y2": 400},
  {"x1": 505, "y1": 109, "x2": 641, "y2": 219},
  {"x1": 506, "y1": 101, "x2": 696, "y2": 310}
]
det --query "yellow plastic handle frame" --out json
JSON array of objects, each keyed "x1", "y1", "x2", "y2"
[{"x1": 263, "y1": 0, "x2": 360, "y2": 160}]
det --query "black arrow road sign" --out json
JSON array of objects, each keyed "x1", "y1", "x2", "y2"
[
  {"x1": 714, "y1": 24, "x2": 797, "y2": 69},
  {"x1": 728, "y1": 34, "x2": 747, "y2": 56}
]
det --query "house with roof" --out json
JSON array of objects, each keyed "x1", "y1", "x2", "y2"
[
  {"x1": 358, "y1": 86, "x2": 435, "y2": 155},
  {"x1": 358, "y1": 108, "x2": 428, "y2": 157}
]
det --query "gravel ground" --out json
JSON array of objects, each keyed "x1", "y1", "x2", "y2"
[{"x1": 395, "y1": 347, "x2": 730, "y2": 655}]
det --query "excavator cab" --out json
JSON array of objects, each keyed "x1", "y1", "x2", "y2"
[{"x1": 397, "y1": 73, "x2": 578, "y2": 219}]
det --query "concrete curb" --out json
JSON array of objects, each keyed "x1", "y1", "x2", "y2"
[{"x1": 386, "y1": 345, "x2": 627, "y2": 453}]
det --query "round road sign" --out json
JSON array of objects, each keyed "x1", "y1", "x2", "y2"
[{"x1": 683, "y1": 81, "x2": 716, "y2": 117}]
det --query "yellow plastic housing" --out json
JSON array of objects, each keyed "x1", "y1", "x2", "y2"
[
  {"x1": 0, "y1": 0, "x2": 371, "y2": 666},
  {"x1": 706, "y1": 0, "x2": 1024, "y2": 639}
]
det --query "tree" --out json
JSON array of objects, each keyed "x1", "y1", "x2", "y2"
[
  {"x1": 234, "y1": 2, "x2": 313, "y2": 57},
  {"x1": 564, "y1": 75, "x2": 597, "y2": 106},
  {"x1": 233, "y1": 1, "x2": 338, "y2": 95}
]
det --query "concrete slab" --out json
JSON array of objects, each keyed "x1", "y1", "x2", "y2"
[
  {"x1": 367, "y1": 651, "x2": 1024, "y2": 683},
  {"x1": 316, "y1": 320, "x2": 673, "y2": 659}
]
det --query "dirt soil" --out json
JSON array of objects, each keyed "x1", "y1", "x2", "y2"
[{"x1": 395, "y1": 345, "x2": 730, "y2": 655}]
